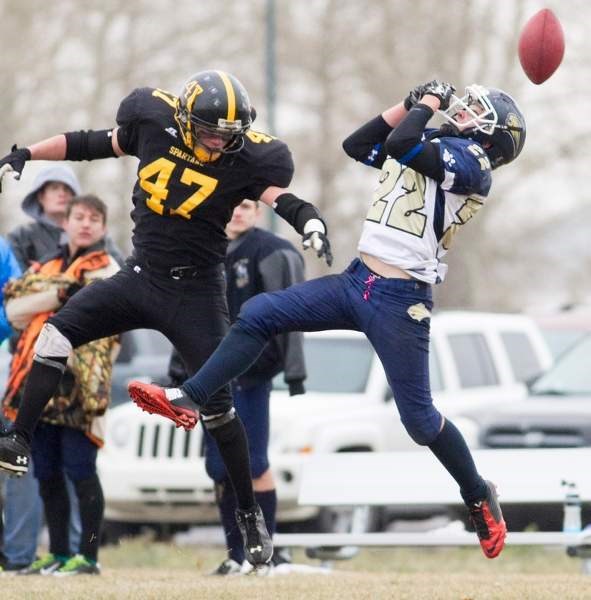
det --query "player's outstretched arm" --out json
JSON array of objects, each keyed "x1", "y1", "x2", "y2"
[
  {"x1": 0, "y1": 145, "x2": 33, "y2": 191},
  {"x1": 259, "y1": 186, "x2": 333, "y2": 267},
  {"x1": 0, "y1": 135, "x2": 70, "y2": 192},
  {"x1": 0, "y1": 128, "x2": 125, "y2": 193},
  {"x1": 382, "y1": 80, "x2": 455, "y2": 128},
  {"x1": 341, "y1": 84, "x2": 436, "y2": 167}
]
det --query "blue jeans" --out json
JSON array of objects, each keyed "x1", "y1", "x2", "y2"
[
  {"x1": 2, "y1": 458, "x2": 81, "y2": 566},
  {"x1": 2, "y1": 467, "x2": 43, "y2": 567},
  {"x1": 32, "y1": 423, "x2": 98, "y2": 482},
  {"x1": 204, "y1": 380, "x2": 272, "y2": 483}
]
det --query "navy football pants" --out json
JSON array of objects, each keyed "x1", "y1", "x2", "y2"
[{"x1": 185, "y1": 258, "x2": 442, "y2": 444}]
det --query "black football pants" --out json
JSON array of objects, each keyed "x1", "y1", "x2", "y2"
[{"x1": 48, "y1": 260, "x2": 233, "y2": 417}]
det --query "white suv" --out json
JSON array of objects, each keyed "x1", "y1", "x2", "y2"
[{"x1": 98, "y1": 311, "x2": 552, "y2": 532}]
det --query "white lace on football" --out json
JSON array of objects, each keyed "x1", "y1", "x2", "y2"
[{"x1": 164, "y1": 388, "x2": 185, "y2": 401}]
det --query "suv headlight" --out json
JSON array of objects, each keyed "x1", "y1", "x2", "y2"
[{"x1": 109, "y1": 419, "x2": 131, "y2": 448}]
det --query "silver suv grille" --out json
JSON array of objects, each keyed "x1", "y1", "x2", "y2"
[
  {"x1": 483, "y1": 426, "x2": 585, "y2": 448},
  {"x1": 137, "y1": 422, "x2": 204, "y2": 459}
]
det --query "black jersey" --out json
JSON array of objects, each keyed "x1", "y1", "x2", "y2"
[{"x1": 116, "y1": 87, "x2": 294, "y2": 268}]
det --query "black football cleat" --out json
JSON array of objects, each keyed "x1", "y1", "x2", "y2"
[
  {"x1": 235, "y1": 504, "x2": 273, "y2": 567},
  {"x1": 0, "y1": 429, "x2": 30, "y2": 476},
  {"x1": 468, "y1": 480, "x2": 507, "y2": 559}
]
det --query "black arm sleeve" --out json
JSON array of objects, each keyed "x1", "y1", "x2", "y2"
[
  {"x1": 384, "y1": 104, "x2": 444, "y2": 182},
  {"x1": 64, "y1": 129, "x2": 118, "y2": 161},
  {"x1": 342, "y1": 115, "x2": 392, "y2": 168},
  {"x1": 273, "y1": 193, "x2": 324, "y2": 235}
]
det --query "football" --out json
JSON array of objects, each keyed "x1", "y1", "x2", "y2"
[{"x1": 518, "y1": 8, "x2": 565, "y2": 84}]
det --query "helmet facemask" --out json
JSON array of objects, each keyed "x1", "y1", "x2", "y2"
[
  {"x1": 176, "y1": 106, "x2": 248, "y2": 163},
  {"x1": 440, "y1": 85, "x2": 498, "y2": 135},
  {"x1": 192, "y1": 120, "x2": 246, "y2": 154},
  {"x1": 439, "y1": 84, "x2": 526, "y2": 169}
]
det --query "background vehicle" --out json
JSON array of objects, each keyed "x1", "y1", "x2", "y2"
[
  {"x1": 97, "y1": 311, "x2": 552, "y2": 536},
  {"x1": 459, "y1": 333, "x2": 591, "y2": 530},
  {"x1": 531, "y1": 304, "x2": 591, "y2": 358}
]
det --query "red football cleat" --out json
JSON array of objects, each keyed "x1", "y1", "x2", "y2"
[
  {"x1": 468, "y1": 480, "x2": 507, "y2": 559},
  {"x1": 128, "y1": 381, "x2": 199, "y2": 431}
]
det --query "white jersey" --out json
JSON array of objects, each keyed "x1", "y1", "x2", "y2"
[{"x1": 357, "y1": 133, "x2": 492, "y2": 284}]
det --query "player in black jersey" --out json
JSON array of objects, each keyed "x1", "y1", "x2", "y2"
[{"x1": 0, "y1": 70, "x2": 332, "y2": 567}]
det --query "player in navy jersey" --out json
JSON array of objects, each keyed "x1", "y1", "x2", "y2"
[
  {"x1": 0, "y1": 70, "x2": 332, "y2": 568},
  {"x1": 126, "y1": 80, "x2": 526, "y2": 559}
]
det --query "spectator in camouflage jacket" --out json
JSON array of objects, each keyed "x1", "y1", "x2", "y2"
[{"x1": 2, "y1": 194, "x2": 119, "y2": 575}]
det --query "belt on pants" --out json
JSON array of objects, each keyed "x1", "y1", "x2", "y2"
[
  {"x1": 131, "y1": 257, "x2": 221, "y2": 280},
  {"x1": 168, "y1": 265, "x2": 200, "y2": 280}
]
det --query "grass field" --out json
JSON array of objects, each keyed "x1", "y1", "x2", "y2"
[{"x1": 2, "y1": 537, "x2": 590, "y2": 599}]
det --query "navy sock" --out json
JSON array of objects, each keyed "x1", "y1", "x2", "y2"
[
  {"x1": 428, "y1": 419, "x2": 488, "y2": 504},
  {"x1": 217, "y1": 481, "x2": 244, "y2": 564},
  {"x1": 182, "y1": 325, "x2": 267, "y2": 405},
  {"x1": 255, "y1": 489, "x2": 277, "y2": 537}
]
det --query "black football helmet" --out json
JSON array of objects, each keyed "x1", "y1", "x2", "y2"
[
  {"x1": 175, "y1": 70, "x2": 253, "y2": 161},
  {"x1": 441, "y1": 85, "x2": 526, "y2": 169}
]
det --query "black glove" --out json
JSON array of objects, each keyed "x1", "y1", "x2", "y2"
[
  {"x1": 58, "y1": 281, "x2": 84, "y2": 304},
  {"x1": 421, "y1": 80, "x2": 456, "y2": 111},
  {"x1": 302, "y1": 230, "x2": 333, "y2": 267},
  {"x1": 288, "y1": 380, "x2": 305, "y2": 396},
  {"x1": 0, "y1": 144, "x2": 31, "y2": 193},
  {"x1": 403, "y1": 83, "x2": 427, "y2": 111}
]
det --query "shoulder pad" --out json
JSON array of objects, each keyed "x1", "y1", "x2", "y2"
[
  {"x1": 244, "y1": 133, "x2": 294, "y2": 189},
  {"x1": 116, "y1": 87, "x2": 173, "y2": 126}
]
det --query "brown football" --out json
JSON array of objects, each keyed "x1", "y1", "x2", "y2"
[{"x1": 518, "y1": 8, "x2": 565, "y2": 84}]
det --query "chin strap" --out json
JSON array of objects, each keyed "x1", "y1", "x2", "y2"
[{"x1": 193, "y1": 145, "x2": 221, "y2": 163}]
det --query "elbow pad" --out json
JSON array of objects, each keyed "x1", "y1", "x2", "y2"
[
  {"x1": 273, "y1": 193, "x2": 323, "y2": 235},
  {"x1": 64, "y1": 129, "x2": 117, "y2": 161}
]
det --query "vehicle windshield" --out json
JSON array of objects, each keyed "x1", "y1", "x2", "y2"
[
  {"x1": 530, "y1": 334, "x2": 591, "y2": 396},
  {"x1": 273, "y1": 337, "x2": 374, "y2": 393},
  {"x1": 540, "y1": 330, "x2": 587, "y2": 359}
]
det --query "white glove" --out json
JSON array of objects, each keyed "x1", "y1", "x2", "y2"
[
  {"x1": 302, "y1": 219, "x2": 333, "y2": 266},
  {"x1": 0, "y1": 144, "x2": 31, "y2": 192},
  {"x1": 0, "y1": 163, "x2": 15, "y2": 180},
  {"x1": 302, "y1": 219, "x2": 325, "y2": 251}
]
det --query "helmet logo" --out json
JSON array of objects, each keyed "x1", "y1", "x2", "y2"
[
  {"x1": 184, "y1": 81, "x2": 203, "y2": 99},
  {"x1": 506, "y1": 112, "x2": 523, "y2": 149},
  {"x1": 183, "y1": 81, "x2": 203, "y2": 112}
]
